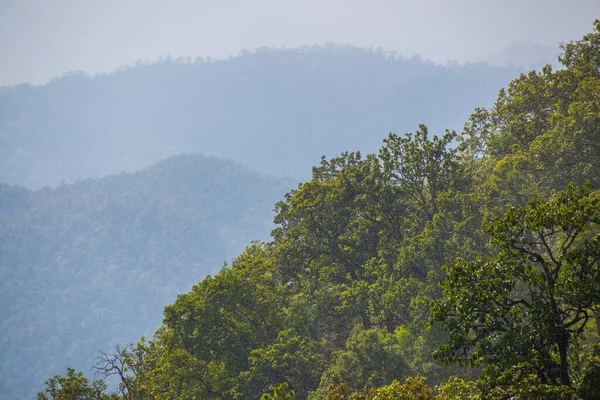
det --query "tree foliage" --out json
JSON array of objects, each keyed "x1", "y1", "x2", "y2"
[
  {"x1": 37, "y1": 368, "x2": 115, "y2": 400},
  {"x1": 433, "y1": 184, "x2": 600, "y2": 387}
]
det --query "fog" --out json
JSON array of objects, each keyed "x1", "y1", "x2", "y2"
[{"x1": 1, "y1": 0, "x2": 598, "y2": 85}]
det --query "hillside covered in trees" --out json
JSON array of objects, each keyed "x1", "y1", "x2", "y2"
[
  {"x1": 0, "y1": 154, "x2": 291, "y2": 400},
  {"x1": 0, "y1": 45, "x2": 522, "y2": 189},
  {"x1": 34, "y1": 22, "x2": 600, "y2": 400}
]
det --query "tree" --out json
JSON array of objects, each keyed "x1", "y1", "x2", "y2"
[
  {"x1": 432, "y1": 184, "x2": 600, "y2": 388},
  {"x1": 379, "y1": 125, "x2": 461, "y2": 228},
  {"x1": 241, "y1": 329, "x2": 324, "y2": 399},
  {"x1": 261, "y1": 382, "x2": 296, "y2": 400},
  {"x1": 578, "y1": 345, "x2": 600, "y2": 399},
  {"x1": 317, "y1": 325, "x2": 410, "y2": 392},
  {"x1": 273, "y1": 152, "x2": 387, "y2": 292},
  {"x1": 473, "y1": 20, "x2": 600, "y2": 213},
  {"x1": 132, "y1": 328, "x2": 236, "y2": 400},
  {"x1": 37, "y1": 368, "x2": 115, "y2": 400},
  {"x1": 317, "y1": 377, "x2": 434, "y2": 400},
  {"x1": 156, "y1": 243, "x2": 287, "y2": 398},
  {"x1": 93, "y1": 343, "x2": 148, "y2": 400}
]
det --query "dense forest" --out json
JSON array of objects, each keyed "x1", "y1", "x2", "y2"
[
  {"x1": 0, "y1": 45, "x2": 522, "y2": 189},
  {"x1": 33, "y1": 22, "x2": 600, "y2": 399},
  {"x1": 0, "y1": 155, "x2": 290, "y2": 400}
]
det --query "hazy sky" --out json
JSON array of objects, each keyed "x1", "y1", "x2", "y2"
[{"x1": 1, "y1": 0, "x2": 598, "y2": 85}]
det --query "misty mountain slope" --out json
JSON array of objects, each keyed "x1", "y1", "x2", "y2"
[
  {"x1": 0, "y1": 45, "x2": 521, "y2": 189},
  {"x1": 0, "y1": 154, "x2": 290, "y2": 400}
]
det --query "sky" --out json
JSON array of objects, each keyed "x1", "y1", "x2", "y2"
[{"x1": 1, "y1": 0, "x2": 599, "y2": 85}]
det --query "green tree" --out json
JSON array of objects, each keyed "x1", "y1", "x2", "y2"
[
  {"x1": 261, "y1": 382, "x2": 296, "y2": 400},
  {"x1": 153, "y1": 243, "x2": 286, "y2": 398},
  {"x1": 37, "y1": 368, "x2": 114, "y2": 400},
  {"x1": 93, "y1": 342, "x2": 150, "y2": 400},
  {"x1": 471, "y1": 20, "x2": 600, "y2": 215},
  {"x1": 273, "y1": 152, "x2": 387, "y2": 291},
  {"x1": 578, "y1": 345, "x2": 600, "y2": 399},
  {"x1": 317, "y1": 325, "x2": 409, "y2": 392},
  {"x1": 317, "y1": 377, "x2": 434, "y2": 400},
  {"x1": 379, "y1": 125, "x2": 461, "y2": 229},
  {"x1": 432, "y1": 184, "x2": 600, "y2": 388},
  {"x1": 133, "y1": 329, "x2": 236, "y2": 399},
  {"x1": 241, "y1": 329, "x2": 324, "y2": 399}
]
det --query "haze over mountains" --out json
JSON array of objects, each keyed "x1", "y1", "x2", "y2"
[
  {"x1": 0, "y1": 46, "x2": 522, "y2": 189},
  {"x1": 486, "y1": 42, "x2": 558, "y2": 69},
  {"x1": 2, "y1": 0, "x2": 597, "y2": 86}
]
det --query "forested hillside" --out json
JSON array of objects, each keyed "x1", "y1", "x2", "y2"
[
  {"x1": 36, "y1": 22, "x2": 600, "y2": 400},
  {"x1": 0, "y1": 154, "x2": 290, "y2": 400},
  {"x1": 0, "y1": 45, "x2": 521, "y2": 189}
]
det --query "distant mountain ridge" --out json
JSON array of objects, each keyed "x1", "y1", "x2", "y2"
[
  {"x1": 0, "y1": 45, "x2": 521, "y2": 189},
  {"x1": 0, "y1": 153, "x2": 291, "y2": 399}
]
